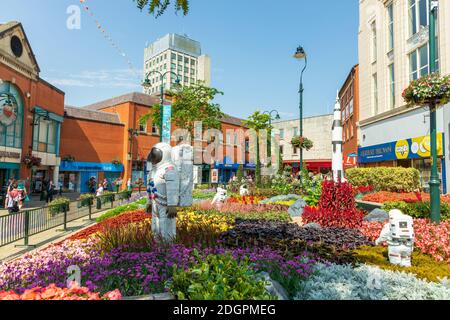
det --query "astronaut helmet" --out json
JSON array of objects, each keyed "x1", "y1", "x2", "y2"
[
  {"x1": 148, "y1": 142, "x2": 173, "y2": 167},
  {"x1": 388, "y1": 209, "x2": 404, "y2": 222}
]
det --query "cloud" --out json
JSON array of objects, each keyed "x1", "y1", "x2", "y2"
[{"x1": 46, "y1": 68, "x2": 143, "y2": 89}]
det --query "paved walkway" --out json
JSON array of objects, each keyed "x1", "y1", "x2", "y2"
[{"x1": 0, "y1": 194, "x2": 140, "y2": 263}]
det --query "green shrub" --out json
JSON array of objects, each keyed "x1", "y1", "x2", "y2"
[
  {"x1": 353, "y1": 246, "x2": 450, "y2": 283},
  {"x1": 382, "y1": 201, "x2": 450, "y2": 220},
  {"x1": 96, "y1": 198, "x2": 147, "y2": 222},
  {"x1": 346, "y1": 167, "x2": 420, "y2": 192},
  {"x1": 168, "y1": 253, "x2": 276, "y2": 300},
  {"x1": 48, "y1": 197, "x2": 70, "y2": 215},
  {"x1": 78, "y1": 193, "x2": 94, "y2": 207}
]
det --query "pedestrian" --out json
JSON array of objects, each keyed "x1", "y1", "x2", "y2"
[
  {"x1": 6, "y1": 185, "x2": 20, "y2": 214},
  {"x1": 17, "y1": 185, "x2": 28, "y2": 210},
  {"x1": 47, "y1": 181, "x2": 55, "y2": 203},
  {"x1": 103, "y1": 178, "x2": 108, "y2": 191},
  {"x1": 127, "y1": 178, "x2": 132, "y2": 192},
  {"x1": 96, "y1": 183, "x2": 104, "y2": 197},
  {"x1": 58, "y1": 180, "x2": 63, "y2": 196}
]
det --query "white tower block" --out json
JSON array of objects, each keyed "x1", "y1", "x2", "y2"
[{"x1": 332, "y1": 91, "x2": 344, "y2": 182}]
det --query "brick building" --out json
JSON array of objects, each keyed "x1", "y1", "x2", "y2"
[
  {"x1": 0, "y1": 21, "x2": 65, "y2": 193},
  {"x1": 339, "y1": 64, "x2": 359, "y2": 168},
  {"x1": 59, "y1": 92, "x2": 251, "y2": 191}
]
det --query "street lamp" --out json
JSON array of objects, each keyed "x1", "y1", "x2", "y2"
[
  {"x1": 294, "y1": 46, "x2": 308, "y2": 172},
  {"x1": 128, "y1": 128, "x2": 139, "y2": 183},
  {"x1": 142, "y1": 71, "x2": 181, "y2": 142},
  {"x1": 429, "y1": 0, "x2": 440, "y2": 222}
]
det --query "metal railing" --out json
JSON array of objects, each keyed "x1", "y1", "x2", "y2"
[{"x1": 0, "y1": 191, "x2": 132, "y2": 248}]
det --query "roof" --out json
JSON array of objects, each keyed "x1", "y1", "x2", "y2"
[
  {"x1": 0, "y1": 21, "x2": 41, "y2": 73},
  {"x1": 64, "y1": 105, "x2": 123, "y2": 125},
  {"x1": 273, "y1": 113, "x2": 333, "y2": 125},
  {"x1": 82, "y1": 91, "x2": 247, "y2": 127},
  {"x1": 82, "y1": 92, "x2": 162, "y2": 111},
  {"x1": 221, "y1": 114, "x2": 246, "y2": 127}
]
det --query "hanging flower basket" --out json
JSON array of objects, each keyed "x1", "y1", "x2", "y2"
[
  {"x1": 22, "y1": 155, "x2": 42, "y2": 169},
  {"x1": 403, "y1": 73, "x2": 450, "y2": 108},
  {"x1": 291, "y1": 136, "x2": 314, "y2": 151}
]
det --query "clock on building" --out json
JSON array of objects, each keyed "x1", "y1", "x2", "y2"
[{"x1": 10, "y1": 35, "x2": 23, "y2": 58}]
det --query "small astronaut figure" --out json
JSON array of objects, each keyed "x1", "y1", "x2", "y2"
[
  {"x1": 375, "y1": 209, "x2": 415, "y2": 267},
  {"x1": 146, "y1": 142, "x2": 180, "y2": 242},
  {"x1": 211, "y1": 186, "x2": 227, "y2": 205},
  {"x1": 240, "y1": 184, "x2": 250, "y2": 197}
]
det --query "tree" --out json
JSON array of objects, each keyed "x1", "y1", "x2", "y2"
[
  {"x1": 243, "y1": 111, "x2": 272, "y2": 186},
  {"x1": 139, "y1": 83, "x2": 224, "y2": 136},
  {"x1": 134, "y1": 0, "x2": 189, "y2": 17}
]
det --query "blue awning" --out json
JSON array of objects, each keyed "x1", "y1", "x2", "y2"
[{"x1": 60, "y1": 161, "x2": 124, "y2": 172}]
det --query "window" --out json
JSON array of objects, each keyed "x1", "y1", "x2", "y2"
[
  {"x1": 279, "y1": 129, "x2": 284, "y2": 140},
  {"x1": 372, "y1": 73, "x2": 378, "y2": 115},
  {"x1": 349, "y1": 99, "x2": 354, "y2": 115},
  {"x1": 191, "y1": 59, "x2": 196, "y2": 66},
  {"x1": 178, "y1": 55, "x2": 183, "y2": 62},
  {"x1": 350, "y1": 124, "x2": 354, "y2": 138},
  {"x1": 389, "y1": 64, "x2": 395, "y2": 108},
  {"x1": 0, "y1": 83, "x2": 23, "y2": 149},
  {"x1": 387, "y1": 3, "x2": 394, "y2": 51},
  {"x1": 33, "y1": 117, "x2": 58, "y2": 154},
  {"x1": 293, "y1": 147, "x2": 299, "y2": 155},
  {"x1": 409, "y1": 44, "x2": 435, "y2": 80},
  {"x1": 280, "y1": 145, "x2": 284, "y2": 155},
  {"x1": 184, "y1": 57, "x2": 189, "y2": 64},
  {"x1": 409, "y1": 0, "x2": 429, "y2": 36},
  {"x1": 139, "y1": 123, "x2": 147, "y2": 133},
  {"x1": 171, "y1": 53, "x2": 176, "y2": 60},
  {"x1": 151, "y1": 124, "x2": 159, "y2": 135},
  {"x1": 371, "y1": 21, "x2": 377, "y2": 62},
  {"x1": 293, "y1": 127, "x2": 298, "y2": 137}
]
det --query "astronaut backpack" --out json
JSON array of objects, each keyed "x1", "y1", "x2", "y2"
[{"x1": 171, "y1": 143, "x2": 194, "y2": 207}]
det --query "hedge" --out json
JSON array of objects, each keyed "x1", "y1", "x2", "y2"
[
  {"x1": 345, "y1": 167, "x2": 420, "y2": 192},
  {"x1": 382, "y1": 201, "x2": 450, "y2": 221}
]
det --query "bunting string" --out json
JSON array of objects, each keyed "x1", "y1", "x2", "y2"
[{"x1": 79, "y1": 0, "x2": 142, "y2": 82}]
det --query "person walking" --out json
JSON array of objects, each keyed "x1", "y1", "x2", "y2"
[
  {"x1": 96, "y1": 183, "x2": 104, "y2": 197},
  {"x1": 127, "y1": 178, "x2": 132, "y2": 192},
  {"x1": 47, "y1": 181, "x2": 55, "y2": 203},
  {"x1": 6, "y1": 185, "x2": 20, "y2": 214},
  {"x1": 103, "y1": 178, "x2": 109, "y2": 191}
]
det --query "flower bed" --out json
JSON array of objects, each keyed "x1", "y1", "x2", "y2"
[
  {"x1": 228, "y1": 196, "x2": 266, "y2": 205},
  {"x1": 362, "y1": 191, "x2": 450, "y2": 204},
  {"x1": 360, "y1": 219, "x2": 450, "y2": 263},
  {"x1": 0, "y1": 283, "x2": 121, "y2": 300},
  {"x1": 295, "y1": 263, "x2": 450, "y2": 300},
  {"x1": 220, "y1": 220, "x2": 373, "y2": 264}
]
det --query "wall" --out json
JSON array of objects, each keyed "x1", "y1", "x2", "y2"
[
  {"x1": 340, "y1": 65, "x2": 359, "y2": 159},
  {"x1": 60, "y1": 117, "x2": 125, "y2": 163},
  {"x1": 359, "y1": 0, "x2": 450, "y2": 123},
  {"x1": 274, "y1": 115, "x2": 333, "y2": 162}
]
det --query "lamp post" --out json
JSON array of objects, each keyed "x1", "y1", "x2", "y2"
[
  {"x1": 128, "y1": 128, "x2": 139, "y2": 186},
  {"x1": 294, "y1": 46, "x2": 308, "y2": 172},
  {"x1": 142, "y1": 71, "x2": 181, "y2": 143},
  {"x1": 429, "y1": 0, "x2": 440, "y2": 222}
]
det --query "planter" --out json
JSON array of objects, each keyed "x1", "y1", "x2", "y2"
[
  {"x1": 355, "y1": 200, "x2": 383, "y2": 212},
  {"x1": 48, "y1": 203, "x2": 70, "y2": 216},
  {"x1": 96, "y1": 198, "x2": 102, "y2": 210},
  {"x1": 78, "y1": 197, "x2": 93, "y2": 208}
]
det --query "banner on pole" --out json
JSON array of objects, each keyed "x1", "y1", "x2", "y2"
[{"x1": 161, "y1": 105, "x2": 172, "y2": 144}]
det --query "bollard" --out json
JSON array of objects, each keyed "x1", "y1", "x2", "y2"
[
  {"x1": 24, "y1": 211, "x2": 30, "y2": 246},
  {"x1": 63, "y1": 205, "x2": 68, "y2": 231}
]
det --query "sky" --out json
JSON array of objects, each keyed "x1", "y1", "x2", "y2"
[{"x1": 1, "y1": 0, "x2": 359, "y2": 120}]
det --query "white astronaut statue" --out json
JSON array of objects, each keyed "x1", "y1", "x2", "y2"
[
  {"x1": 146, "y1": 142, "x2": 193, "y2": 242},
  {"x1": 240, "y1": 184, "x2": 250, "y2": 197},
  {"x1": 211, "y1": 186, "x2": 227, "y2": 205},
  {"x1": 375, "y1": 209, "x2": 415, "y2": 267}
]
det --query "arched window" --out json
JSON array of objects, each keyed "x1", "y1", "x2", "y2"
[{"x1": 0, "y1": 82, "x2": 24, "y2": 148}]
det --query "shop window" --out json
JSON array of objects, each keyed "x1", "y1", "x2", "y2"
[
  {"x1": 33, "y1": 117, "x2": 59, "y2": 154},
  {"x1": 0, "y1": 82, "x2": 23, "y2": 149}
]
